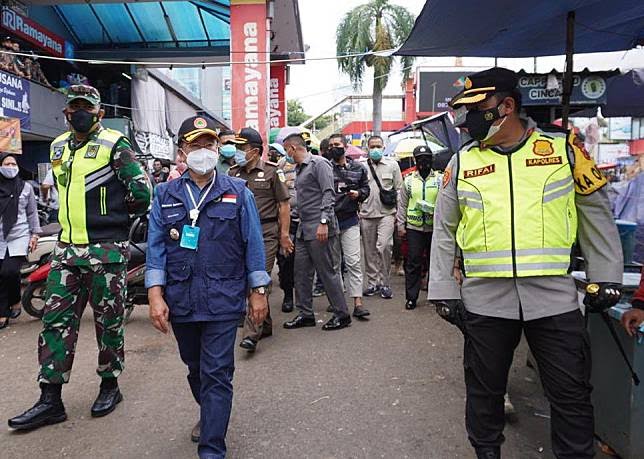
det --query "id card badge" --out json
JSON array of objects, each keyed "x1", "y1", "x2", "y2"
[{"x1": 180, "y1": 225, "x2": 200, "y2": 250}]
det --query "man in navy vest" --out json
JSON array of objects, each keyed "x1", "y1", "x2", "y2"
[{"x1": 146, "y1": 116, "x2": 269, "y2": 459}]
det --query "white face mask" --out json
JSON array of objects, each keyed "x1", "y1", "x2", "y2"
[
  {"x1": 0, "y1": 166, "x2": 19, "y2": 179},
  {"x1": 186, "y1": 148, "x2": 218, "y2": 175}
]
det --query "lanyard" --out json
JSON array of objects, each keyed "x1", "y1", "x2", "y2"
[{"x1": 185, "y1": 179, "x2": 215, "y2": 226}]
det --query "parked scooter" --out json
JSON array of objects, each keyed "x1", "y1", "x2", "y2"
[
  {"x1": 21, "y1": 217, "x2": 149, "y2": 322},
  {"x1": 20, "y1": 223, "x2": 60, "y2": 277}
]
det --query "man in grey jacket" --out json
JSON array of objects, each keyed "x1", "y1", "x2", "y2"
[
  {"x1": 428, "y1": 67, "x2": 623, "y2": 459},
  {"x1": 281, "y1": 133, "x2": 351, "y2": 331}
]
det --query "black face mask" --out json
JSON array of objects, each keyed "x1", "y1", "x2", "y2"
[
  {"x1": 329, "y1": 147, "x2": 345, "y2": 161},
  {"x1": 68, "y1": 109, "x2": 98, "y2": 134},
  {"x1": 268, "y1": 151, "x2": 280, "y2": 163},
  {"x1": 416, "y1": 158, "x2": 432, "y2": 176},
  {"x1": 464, "y1": 105, "x2": 504, "y2": 141}
]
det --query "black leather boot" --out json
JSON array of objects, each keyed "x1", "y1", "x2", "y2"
[
  {"x1": 91, "y1": 378, "x2": 123, "y2": 418},
  {"x1": 476, "y1": 447, "x2": 501, "y2": 459},
  {"x1": 8, "y1": 383, "x2": 67, "y2": 431}
]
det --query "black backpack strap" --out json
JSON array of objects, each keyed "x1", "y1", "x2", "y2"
[{"x1": 367, "y1": 160, "x2": 384, "y2": 192}]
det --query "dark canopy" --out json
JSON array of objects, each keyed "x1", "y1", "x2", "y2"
[{"x1": 397, "y1": 0, "x2": 644, "y2": 57}]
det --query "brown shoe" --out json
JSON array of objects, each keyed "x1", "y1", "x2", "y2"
[{"x1": 191, "y1": 420, "x2": 200, "y2": 443}]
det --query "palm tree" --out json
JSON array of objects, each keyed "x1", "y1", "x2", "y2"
[{"x1": 336, "y1": 0, "x2": 415, "y2": 136}]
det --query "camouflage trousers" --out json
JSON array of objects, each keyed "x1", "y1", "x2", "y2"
[{"x1": 38, "y1": 242, "x2": 129, "y2": 384}]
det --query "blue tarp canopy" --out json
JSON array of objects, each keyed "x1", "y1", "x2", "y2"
[
  {"x1": 51, "y1": 1, "x2": 229, "y2": 55},
  {"x1": 602, "y1": 69, "x2": 644, "y2": 117},
  {"x1": 396, "y1": 0, "x2": 644, "y2": 57}
]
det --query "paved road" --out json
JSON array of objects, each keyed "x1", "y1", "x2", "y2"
[{"x1": 0, "y1": 273, "x2": 601, "y2": 458}]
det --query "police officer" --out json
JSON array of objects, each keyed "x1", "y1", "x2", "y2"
[
  {"x1": 146, "y1": 116, "x2": 269, "y2": 458},
  {"x1": 229, "y1": 127, "x2": 293, "y2": 352},
  {"x1": 217, "y1": 129, "x2": 236, "y2": 175},
  {"x1": 282, "y1": 133, "x2": 351, "y2": 331},
  {"x1": 396, "y1": 145, "x2": 440, "y2": 310},
  {"x1": 276, "y1": 143, "x2": 299, "y2": 313},
  {"x1": 428, "y1": 68, "x2": 623, "y2": 459},
  {"x1": 8, "y1": 85, "x2": 152, "y2": 430}
]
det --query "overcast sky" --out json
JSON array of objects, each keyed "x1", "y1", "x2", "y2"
[{"x1": 287, "y1": 0, "x2": 644, "y2": 116}]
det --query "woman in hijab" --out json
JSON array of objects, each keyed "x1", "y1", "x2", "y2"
[{"x1": 0, "y1": 153, "x2": 40, "y2": 328}]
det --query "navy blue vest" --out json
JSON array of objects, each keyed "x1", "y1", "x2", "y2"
[{"x1": 157, "y1": 174, "x2": 248, "y2": 321}]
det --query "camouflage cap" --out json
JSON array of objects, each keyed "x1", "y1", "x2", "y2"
[{"x1": 66, "y1": 84, "x2": 101, "y2": 106}]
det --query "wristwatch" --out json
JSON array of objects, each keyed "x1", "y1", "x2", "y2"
[
  {"x1": 251, "y1": 286, "x2": 268, "y2": 295},
  {"x1": 320, "y1": 218, "x2": 328, "y2": 225}
]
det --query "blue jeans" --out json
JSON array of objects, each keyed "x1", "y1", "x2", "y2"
[{"x1": 171, "y1": 319, "x2": 239, "y2": 459}]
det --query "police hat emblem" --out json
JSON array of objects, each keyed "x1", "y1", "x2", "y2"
[
  {"x1": 170, "y1": 228, "x2": 180, "y2": 240},
  {"x1": 193, "y1": 117, "x2": 208, "y2": 129}
]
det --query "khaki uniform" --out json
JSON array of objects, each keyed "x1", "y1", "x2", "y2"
[{"x1": 230, "y1": 159, "x2": 289, "y2": 340}]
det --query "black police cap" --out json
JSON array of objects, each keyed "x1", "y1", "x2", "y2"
[{"x1": 449, "y1": 67, "x2": 518, "y2": 108}]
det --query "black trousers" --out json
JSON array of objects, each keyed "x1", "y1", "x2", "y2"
[
  {"x1": 463, "y1": 309, "x2": 594, "y2": 458},
  {"x1": 404, "y1": 228, "x2": 432, "y2": 301},
  {"x1": 277, "y1": 220, "x2": 298, "y2": 297},
  {"x1": 0, "y1": 251, "x2": 24, "y2": 317}
]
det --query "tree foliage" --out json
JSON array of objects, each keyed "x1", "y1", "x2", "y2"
[
  {"x1": 336, "y1": 0, "x2": 415, "y2": 134},
  {"x1": 287, "y1": 99, "x2": 308, "y2": 126}
]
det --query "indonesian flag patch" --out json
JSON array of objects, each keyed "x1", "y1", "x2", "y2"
[{"x1": 222, "y1": 194, "x2": 237, "y2": 204}]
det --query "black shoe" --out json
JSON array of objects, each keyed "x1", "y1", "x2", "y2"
[
  {"x1": 281, "y1": 297, "x2": 294, "y2": 313},
  {"x1": 283, "y1": 315, "x2": 316, "y2": 329},
  {"x1": 239, "y1": 337, "x2": 257, "y2": 352},
  {"x1": 8, "y1": 385, "x2": 66, "y2": 431},
  {"x1": 322, "y1": 313, "x2": 351, "y2": 331},
  {"x1": 475, "y1": 447, "x2": 500, "y2": 459},
  {"x1": 352, "y1": 306, "x2": 370, "y2": 319},
  {"x1": 10, "y1": 307, "x2": 21, "y2": 319},
  {"x1": 91, "y1": 387, "x2": 123, "y2": 418},
  {"x1": 312, "y1": 286, "x2": 326, "y2": 297},
  {"x1": 326, "y1": 304, "x2": 335, "y2": 313},
  {"x1": 191, "y1": 420, "x2": 200, "y2": 443},
  {"x1": 405, "y1": 299, "x2": 417, "y2": 310}
]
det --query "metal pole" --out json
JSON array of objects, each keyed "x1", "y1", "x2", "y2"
[{"x1": 561, "y1": 11, "x2": 575, "y2": 127}]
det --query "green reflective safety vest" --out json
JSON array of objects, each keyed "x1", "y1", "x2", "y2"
[
  {"x1": 405, "y1": 171, "x2": 440, "y2": 227},
  {"x1": 456, "y1": 129, "x2": 577, "y2": 278},
  {"x1": 50, "y1": 128, "x2": 130, "y2": 244}
]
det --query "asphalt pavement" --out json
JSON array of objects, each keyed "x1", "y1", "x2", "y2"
[{"x1": 0, "y1": 272, "x2": 604, "y2": 458}]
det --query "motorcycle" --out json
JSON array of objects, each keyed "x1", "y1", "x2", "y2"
[
  {"x1": 20, "y1": 223, "x2": 60, "y2": 277},
  {"x1": 21, "y1": 217, "x2": 149, "y2": 322}
]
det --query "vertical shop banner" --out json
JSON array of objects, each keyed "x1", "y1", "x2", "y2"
[
  {"x1": 0, "y1": 117, "x2": 22, "y2": 154},
  {"x1": 230, "y1": 0, "x2": 269, "y2": 144},
  {"x1": 269, "y1": 64, "x2": 286, "y2": 128},
  {"x1": 0, "y1": 69, "x2": 30, "y2": 130}
]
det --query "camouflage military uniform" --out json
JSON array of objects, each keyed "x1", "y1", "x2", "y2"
[
  {"x1": 38, "y1": 127, "x2": 151, "y2": 385},
  {"x1": 38, "y1": 242, "x2": 129, "y2": 384}
]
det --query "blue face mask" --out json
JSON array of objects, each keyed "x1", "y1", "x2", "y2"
[
  {"x1": 234, "y1": 149, "x2": 248, "y2": 167},
  {"x1": 220, "y1": 144, "x2": 236, "y2": 159},
  {"x1": 369, "y1": 149, "x2": 383, "y2": 161}
]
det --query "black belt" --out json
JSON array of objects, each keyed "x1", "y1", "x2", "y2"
[{"x1": 261, "y1": 217, "x2": 278, "y2": 224}]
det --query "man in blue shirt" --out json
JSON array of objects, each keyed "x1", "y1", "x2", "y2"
[{"x1": 145, "y1": 116, "x2": 269, "y2": 459}]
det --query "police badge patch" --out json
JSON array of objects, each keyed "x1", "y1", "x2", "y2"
[
  {"x1": 85, "y1": 145, "x2": 100, "y2": 159},
  {"x1": 52, "y1": 147, "x2": 64, "y2": 161}
]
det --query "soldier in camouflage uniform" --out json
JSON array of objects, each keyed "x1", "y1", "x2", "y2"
[{"x1": 9, "y1": 85, "x2": 151, "y2": 432}]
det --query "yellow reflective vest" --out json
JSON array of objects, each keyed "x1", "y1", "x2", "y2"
[
  {"x1": 405, "y1": 171, "x2": 440, "y2": 227},
  {"x1": 456, "y1": 128, "x2": 577, "y2": 278},
  {"x1": 50, "y1": 128, "x2": 130, "y2": 244}
]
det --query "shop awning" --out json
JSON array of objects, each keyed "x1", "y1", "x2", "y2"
[
  {"x1": 396, "y1": 0, "x2": 644, "y2": 57},
  {"x1": 46, "y1": 1, "x2": 230, "y2": 58}
]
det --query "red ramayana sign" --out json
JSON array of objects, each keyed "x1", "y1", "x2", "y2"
[
  {"x1": 1, "y1": 7, "x2": 66, "y2": 57},
  {"x1": 230, "y1": 0, "x2": 269, "y2": 145},
  {"x1": 269, "y1": 64, "x2": 286, "y2": 128}
]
